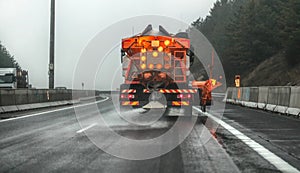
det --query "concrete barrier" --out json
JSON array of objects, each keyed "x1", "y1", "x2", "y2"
[
  {"x1": 27, "y1": 89, "x2": 49, "y2": 103},
  {"x1": 15, "y1": 90, "x2": 28, "y2": 105},
  {"x1": 240, "y1": 87, "x2": 246, "y2": 104},
  {"x1": 288, "y1": 87, "x2": 300, "y2": 108},
  {"x1": 274, "y1": 87, "x2": 290, "y2": 114},
  {"x1": 225, "y1": 87, "x2": 241, "y2": 104},
  {"x1": 228, "y1": 87, "x2": 258, "y2": 108},
  {"x1": 0, "y1": 89, "x2": 16, "y2": 106},
  {"x1": 258, "y1": 87, "x2": 269, "y2": 109},
  {"x1": 241, "y1": 87, "x2": 250, "y2": 102},
  {"x1": 28, "y1": 89, "x2": 39, "y2": 104},
  {"x1": 225, "y1": 88, "x2": 233, "y2": 102},
  {"x1": 249, "y1": 87, "x2": 259, "y2": 103},
  {"x1": 244, "y1": 87, "x2": 258, "y2": 108},
  {"x1": 287, "y1": 87, "x2": 300, "y2": 116},
  {"x1": 231, "y1": 87, "x2": 237, "y2": 101},
  {"x1": 266, "y1": 87, "x2": 279, "y2": 112},
  {"x1": 230, "y1": 87, "x2": 242, "y2": 104},
  {"x1": 1, "y1": 105, "x2": 18, "y2": 112},
  {"x1": 16, "y1": 104, "x2": 31, "y2": 111},
  {"x1": 1, "y1": 89, "x2": 98, "y2": 106},
  {"x1": 277, "y1": 87, "x2": 291, "y2": 106},
  {"x1": 225, "y1": 86, "x2": 299, "y2": 117},
  {"x1": 236, "y1": 88, "x2": 243, "y2": 104},
  {"x1": 48, "y1": 90, "x2": 57, "y2": 101},
  {"x1": 1, "y1": 98, "x2": 82, "y2": 113},
  {"x1": 0, "y1": 89, "x2": 100, "y2": 113},
  {"x1": 64, "y1": 90, "x2": 72, "y2": 100},
  {"x1": 30, "y1": 103, "x2": 45, "y2": 109}
]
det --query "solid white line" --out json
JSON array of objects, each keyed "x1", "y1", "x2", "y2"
[
  {"x1": 212, "y1": 93, "x2": 226, "y2": 95},
  {"x1": 76, "y1": 123, "x2": 97, "y2": 133},
  {"x1": 194, "y1": 107, "x2": 300, "y2": 173},
  {"x1": 0, "y1": 97, "x2": 109, "y2": 123}
]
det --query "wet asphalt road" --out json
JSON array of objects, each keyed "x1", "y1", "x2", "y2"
[
  {"x1": 217, "y1": 103, "x2": 300, "y2": 172},
  {"x1": 0, "y1": 95, "x2": 299, "y2": 173}
]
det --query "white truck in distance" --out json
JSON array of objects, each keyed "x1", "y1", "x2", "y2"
[{"x1": 0, "y1": 68, "x2": 17, "y2": 89}]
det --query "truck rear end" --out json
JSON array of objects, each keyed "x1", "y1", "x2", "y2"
[{"x1": 119, "y1": 25, "x2": 218, "y2": 114}]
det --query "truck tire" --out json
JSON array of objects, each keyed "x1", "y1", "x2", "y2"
[{"x1": 201, "y1": 105, "x2": 206, "y2": 112}]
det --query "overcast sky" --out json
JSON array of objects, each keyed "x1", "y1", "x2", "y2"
[{"x1": 0, "y1": 0, "x2": 216, "y2": 89}]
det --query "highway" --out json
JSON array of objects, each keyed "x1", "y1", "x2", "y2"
[{"x1": 0, "y1": 94, "x2": 299, "y2": 173}]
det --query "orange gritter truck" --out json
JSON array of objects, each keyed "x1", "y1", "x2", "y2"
[{"x1": 119, "y1": 25, "x2": 220, "y2": 114}]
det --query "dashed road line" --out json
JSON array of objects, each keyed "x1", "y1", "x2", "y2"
[
  {"x1": 76, "y1": 123, "x2": 98, "y2": 133},
  {"x1": 194, "y1": 107, "x2": 300, "y2": 173}
]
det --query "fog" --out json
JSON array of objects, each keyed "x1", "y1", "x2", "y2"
[{"x1": 0, "y1": 0, "x2": 215, "y2": 89}]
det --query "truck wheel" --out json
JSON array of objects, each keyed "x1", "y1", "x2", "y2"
[{"x1": 201, "y1": 105, "x2": 206, "y2": 112}]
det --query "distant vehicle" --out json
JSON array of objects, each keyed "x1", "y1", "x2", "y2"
[
  {"x1": 55, "y1": 86, "x2": 67, "y2": 90},
  {"x1": 0, "y1": 68, "x2": 17, "y2": 89}
]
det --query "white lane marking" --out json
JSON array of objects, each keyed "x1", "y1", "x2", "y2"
[
  {"x1": 76, "y1": 123, "x2": 98, "y2": 133},
  {"x1": 212, "y1": 92, "x2": 226, "y2": 96},
  {"x1": 194, "y1": 107, "x2": 300, "y2": 173},
  {"x1": 0, "y1": 97, "x2": 109, "y2": 123}
]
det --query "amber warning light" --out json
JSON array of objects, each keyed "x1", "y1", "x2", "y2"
[{"x1": 235, "y1": 75, "x2": 240, "y2": 88}]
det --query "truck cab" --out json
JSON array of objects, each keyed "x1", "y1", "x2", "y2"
[{"x1": 0, "y1": 68, "x2": 17, "y2": 89}]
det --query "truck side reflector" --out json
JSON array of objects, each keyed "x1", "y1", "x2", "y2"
[
  {"x1": 121, "y1": 101, "x2": 139, "y2": 106},
  {"x1": 172, "y1": 101, "x2": 190, "y2": 106}
]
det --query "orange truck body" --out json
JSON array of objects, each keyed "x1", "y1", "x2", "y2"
[{"x1": 119, "y1": 25, "x2": 220, "y2": 112}]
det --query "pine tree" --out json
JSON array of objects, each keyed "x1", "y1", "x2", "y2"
[
  {"x1": 191, "y1": 0, "x2": 300, "y2": 83},
  {"x1": 0, "y1": 42, "x2": 21, "y2": 70}
]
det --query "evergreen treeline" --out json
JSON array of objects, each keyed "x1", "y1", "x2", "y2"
[
  {"x1": 192, "y1": 0, "x2": 300, "y2": 82},
  {"x1": 0, "y1": 42, "x2": 29, "y2": 88},
  {"x1": 0, "y1": 42, "x2": 21, "y2": 69}
]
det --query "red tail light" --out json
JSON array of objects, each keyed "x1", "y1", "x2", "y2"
[
  {"x1": 177, "y1": 94, "x2": 192, "y2": 99},
  {"x1": 121, "y1": 94, "x2": 135, "y2": 99},
  {"x1": 128, "y1": 94, "x2": 134, "y2": 99}
]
